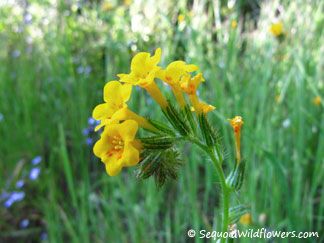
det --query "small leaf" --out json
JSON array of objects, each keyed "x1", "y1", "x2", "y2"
[
  {"x1": 229, "y1": 205, "x2": 249, "y2": 224},
  {"x1": 226, "y1": 159, "x2": 246, "y2": 191},
  {"x1": 183, "y1": 104, "x2": 197, "y2": 135},
  {"x1": 147, "y1": 119, "x2": 176, "y2": 136},
  {"x1": 140, "y1": 136, "x2": 175, "y2": 150},
  {"x1": 163, "y1": 102, "x2": 191, "y2": 136}
]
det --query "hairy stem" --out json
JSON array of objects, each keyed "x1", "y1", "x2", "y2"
[
  {"x1": 207, "y1": 150, "x2": 229, "y2": 243},
  {"x1": 185, "y1": 137, "x2": 229, "y2": 242}
]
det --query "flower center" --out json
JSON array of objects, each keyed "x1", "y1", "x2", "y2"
[
  {"x1": 111, "y1": 135, "x2": 124, "y2": 151},
  {"x1": 106, "y1": 135, "x2": 124, "y2": 159}
]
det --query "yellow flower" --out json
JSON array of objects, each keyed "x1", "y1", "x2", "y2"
[
  {"x1": 228, "y1": 116, "x2": 244, "y2": 164},
  {"x1": 93, "y1": 120, "x2": 141, "y2": 176},
  {"x1": 177, "y1": 14, "x2": 185, "y2": 22},
  {"x1": 191, "y1": 101, "x2": 215, "y2": 114},
  {"x1": 156, "y1": 61, "x2": 198, "y2": 109},
  {"x1": 275, "y1": 95, "x2": 280, "y2": 103},
  {"x1": 92, "y1": 81, "x2": 131, "y2": 131},
  {"x1": 157, "y1": 61, "x2": 198, "y2": 86},
  {"x1": 180, "y1": 73, "x2": 205, "y2": 95},
  {"x1": 180, "y1": 73, "x2": 205, "y2": 114},
  {"x1": 103, "y1": 2, "x2": 114, "y2": 11},
  {"x1": 92, "y1": 81, "x2": 158, "y2": 132},
  {"x1": 231, "y1": 20, "x2": 237, "y2": 28},
  {"x1": 314, "y1": 96, "x2": 321, "y2": 106},
  {"x1": 124, "y1": 0, "x2": 131, "y2": 5},
  {"x1": 240, "y1": 213, "x2": 252, "y2": 225},
  {"x1": 118, "y1": 48, "x2": 168, "y2": 109},
  {"x1": 270, "y1": 22, "x2": 283, "y2": 36},
  {"x1": 118, "y1": 48, "x2": 161, "y2": 88}
]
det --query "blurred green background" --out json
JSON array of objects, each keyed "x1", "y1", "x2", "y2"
[{"x1": 0, "y1": 0, "x2": 323, "y2": 242}]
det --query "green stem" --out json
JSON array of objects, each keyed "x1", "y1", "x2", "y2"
[
  {"x1": 207, "y1": 150, "x2": 229, "y2": 243},
  {"x1": 185, "y1": 137, "x2": 229, "y2": 243}
]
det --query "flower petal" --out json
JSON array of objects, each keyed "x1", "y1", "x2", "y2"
[
  {"x1": 131, "y1": 52, "x2": 150, "y2": 73},
  {"x1": 104, "y1": 154, "x2": 123, "y2": 176},
  {"x1": 93, "y1": 126, "x2": 115, "y2": 159},
  {"x1": 121, "y1": 84, "x2": 132, "y2": 102},
  {"x1": 103, "y1": 81, "x2": 123, "y2": 103},
  {"x1": 121, "y1": 141, "x2": 140, "y2": 166},
  {"x1": 150, "y1": 48, "x2": 162, "y2": 66},
  {"x1": 92, "y1": 103, "x2": 113, "y2": 120},
  {"x1": 118, "y1": 120, "x2": 138, "y2": 141}
]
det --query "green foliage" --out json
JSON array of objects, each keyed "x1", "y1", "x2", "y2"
[
  {"x1": 226, "y1": 159, "x2": 246, "y2": 191},
  {"x1": 229, "y1": 205, "x2": 250, "y2": 224},
  {"x1": 0, "y1": 0, "x2": 324, "y2": 242}
]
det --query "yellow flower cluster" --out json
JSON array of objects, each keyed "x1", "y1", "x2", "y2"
[{"x1": 93, "y1": 48, "x2": 215, "y2": 176}]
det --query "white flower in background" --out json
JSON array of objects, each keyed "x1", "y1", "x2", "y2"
[{"x1": 282, "y1": 118, "x2": 291, "y2": 128}]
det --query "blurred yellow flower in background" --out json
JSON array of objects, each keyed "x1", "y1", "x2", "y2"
[
  {"x1": 124, "y1": 0, "x2": 131, "y2": 5},
  {"x1": 231, "y1": 20, "x2": 237, "y2": 28},
  {"x1": 270, "y1": 22, "x2": 283, "y2": 36},
  {"x1": 177, "y1": 14, "x2": 185, "y2": 22},
  {"x1": 93, "y1": 120, "x2": 140, "y2": 176},
  {"x1": 314, "y1": 96, "x2": 321, "y2": 106},
  {"x1": 240, "y1": 213, "x2": 252, "y2": 225},
  {"x1": 103, "y1": 2, "x2": 115, "y2": 11},
  {"x1": 275, "y1": 95, "x2": 280, "y2": 103}
]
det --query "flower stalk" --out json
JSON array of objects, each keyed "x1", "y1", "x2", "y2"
[{"x1": 92, "y1": 48, "x2": 247, "y2": 242}]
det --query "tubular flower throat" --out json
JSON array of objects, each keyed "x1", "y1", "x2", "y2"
[
  {"x1": 180, "y1": 73, "x2": 205, "y2": 114},
  {"x1": 118, "y1": 48, "x2": 168, "y2": 109},
  {"x1": 92, "y1": 81, "x2": 159, "y2": 132},
  {"x1": 156, "y1": 61, "x2": 198, "y2": 109},
  {"x1": 93, "y1": 120, "x2": 141, "y2": 176},
  {"x1": 228, "y1": 116, "x2": 244, "y2": 164},
  {"x1": 191, "y1": 101, "x2": 215, "y2": 114}
]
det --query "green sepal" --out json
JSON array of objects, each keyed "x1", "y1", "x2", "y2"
[
  {"x1": 162, "y1": 102, "x2": 191, "y2": 136},
  {"x1": 229, "y1": 205, "x2": 249, "y2": 224},
  {"x1": 136, "y1": 148, "x2": 183, "y2": 188},
  {"x1": 147, "y1": 119, "x2": 176, "y2": 136},
  {"x1": 183, "y1": 104, "x2": 197, "y2": 136},
  {"x1": 140, "y1": 136, "x2": 174, "y2": 150},
  {"x1": 136, "y1": 152, "x2": 163, "y2": 179},
  {"x1": 226, "y1": 159, "x2": 246, "y2": 191},
  {"x1": 198, "y1": 113, "x2": 218, "y2": 147}
]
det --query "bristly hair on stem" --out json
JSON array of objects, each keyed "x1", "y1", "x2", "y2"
[
  {"x1": 135, "y1": 148, "x2": 183, "y2": 188},
  {"x1": 162, "y1": 101, "x2": 192, "y2": 136}
]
